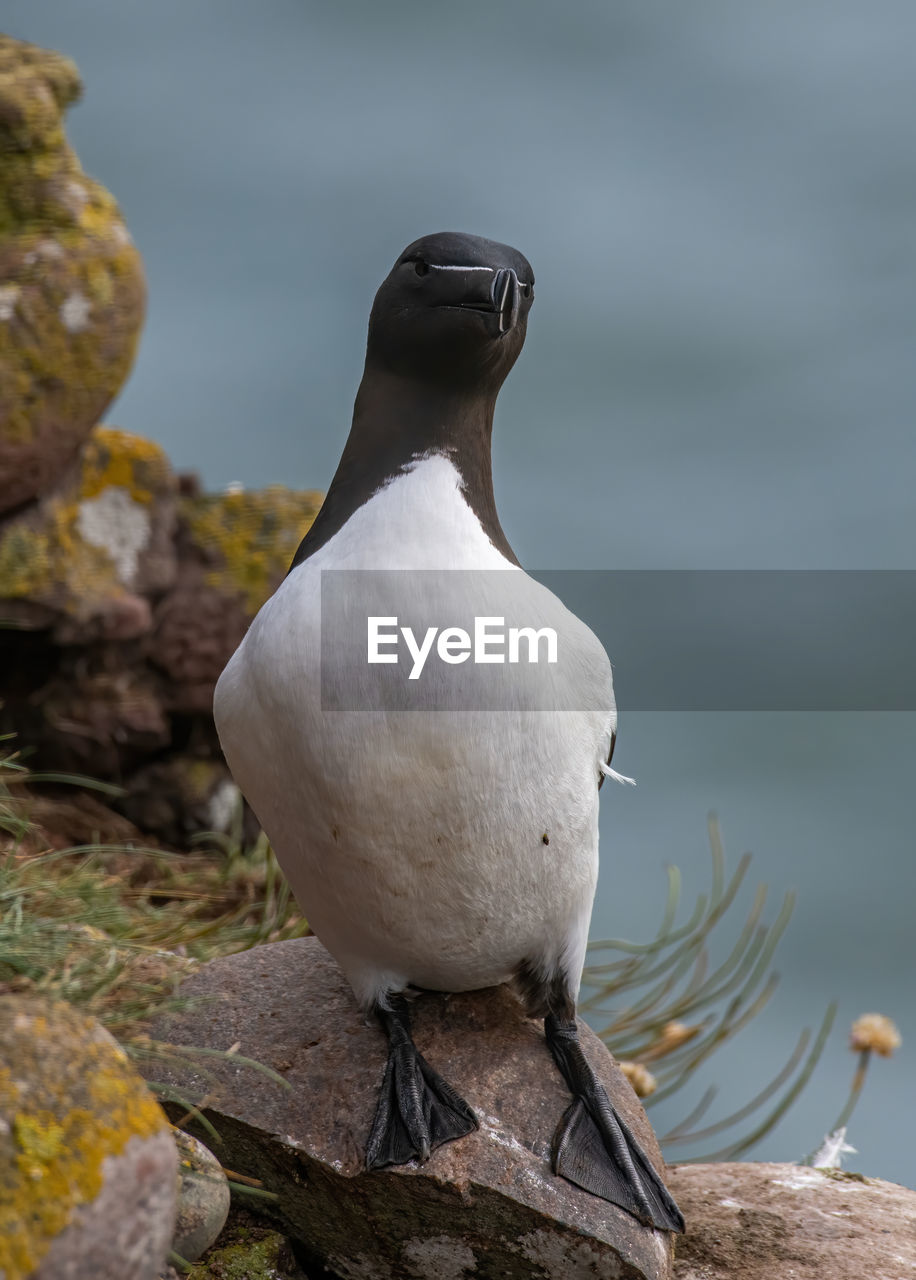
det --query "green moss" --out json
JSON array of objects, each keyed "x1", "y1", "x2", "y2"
[
  {"x1": 0, "y1": 998, "x2": 169, "y2": 1280},
  {"x1": 187, "y1": 1231, "x2": 283, "y2": 1280},
  {"x1": 184, "y1": 487, "x2": 322, "y2": 615}
]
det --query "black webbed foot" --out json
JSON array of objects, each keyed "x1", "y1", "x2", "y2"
[
  {"x1": 546, "y1": 1014, "x2": 685, "y2": 1233},
  {"x1": 366, "y1": 994, "x2": 478, "y2": 1170}
]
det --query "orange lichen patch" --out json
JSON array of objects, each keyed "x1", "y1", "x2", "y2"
[
  {"x1": 0, "y1": 996, "x2": 169, "y2": 1280},
  {"x1": 184, "y1": 486, "x2": 323, "y2": 614}
]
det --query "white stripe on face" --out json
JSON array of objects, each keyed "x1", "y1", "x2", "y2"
[{"x1": 428, "y1": 264, "x2": 532, "y2": 287}]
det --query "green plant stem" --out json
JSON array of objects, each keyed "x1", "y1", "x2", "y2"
[{"x1": 830, "y1": 1048, "x2": 871, "y2": 1135}]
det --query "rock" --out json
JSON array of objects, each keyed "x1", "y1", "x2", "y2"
[
  {"x1": 18, "y1": 661, "x2": 170, "y2": 776},
  {"x1": 179, "y1": 485, "x2": 323, "y2": 619},
  {"x1": 152, "y1": 485, "x2": 321, "y2": 713},
  {"x1": 0, "y1": 994, "x2": 177, "y2": 1280},
  {"x1": 118, "y1": 756, "x2": 252, "y2": 850},
  {"x1": 0, "y1": 36, "x2": 146, "y2": 514},
  {"x1": 0, "y1": 424, "x2": 179, "y2": 777},
  {"x1": 0, "y1": 647, "x2": 171, "y2": 778},
  {"x1": 172, "y1": 1129, "x2": 231, "y2": 1263},
  {"x1": 148, "y1": 936, "x2": 675, "y2": 1280},
  {"x1": 667, "y1": 1160, "x2": 916, "y2": 1279},
  {"x1": 0, "y1": 425, "x2": 178, "y2": 642},
  {"x1": 0, "y1": 37, "x2": 323, "y2": 843},
  {"x1": 0, "y1": 427, "x2": 319, "y2": 820}
]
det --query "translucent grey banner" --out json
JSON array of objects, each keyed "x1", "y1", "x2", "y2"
[{"x1": 320, "y1": 570, "x2": 916, "y2": 711}]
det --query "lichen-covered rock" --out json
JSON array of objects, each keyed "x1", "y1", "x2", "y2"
[
  {"x1": 667, "y1": 1161, "x2": 916, "y2": 1278},
  {"x1": 182, "y1": 486, "x2": 323, "y2": 616},
  {"x1": 0, "y1": 35, "x2": 146, "y2": 513},
  {"x1": 0, "y1": 423, "x2": 320, "y2": 812},
  {"x1": 172, "y1": 1129, "x2": 231, "y2": 1263},
  {"x1": 153, "y1": 486, "x2": 321, "y2": 712},
  {"x1": 149, "y1": 937, "x2": 675, "y2": 1280},
  {"x1": 0, "y1": 425, "x2": 177, "y2": 640},
  {"x1": 0, "y1": 994, "x2": 177, "y2": 1280}
]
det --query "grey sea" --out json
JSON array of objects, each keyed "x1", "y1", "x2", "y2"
[{"x1": 6, "y1": 0, "x2": 915, "y2": 1185}]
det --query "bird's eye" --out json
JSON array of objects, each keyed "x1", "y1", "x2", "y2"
[
  {"x1": 414, "y1": 260, "x2": 429, "y2": 277},
  {"x1": 520, "y1": 282, "x2": 532, "y2": 298}
]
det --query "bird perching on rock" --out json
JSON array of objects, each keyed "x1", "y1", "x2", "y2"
[{"x1": 214, "y1": 231, "x2": 685, "y2": 1235}]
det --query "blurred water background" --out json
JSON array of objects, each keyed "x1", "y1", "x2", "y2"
[{"x1": 6, "y1": 1, "x2": 915, "y2": 1183}]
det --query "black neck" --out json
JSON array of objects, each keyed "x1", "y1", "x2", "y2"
[{"x1": 289, "y1": 366, "x2": 518, "y2": 569}]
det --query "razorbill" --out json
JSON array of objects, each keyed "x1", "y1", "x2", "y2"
[{"x1": 214, "y1": 231, "x2": 684, "y2": 1233}]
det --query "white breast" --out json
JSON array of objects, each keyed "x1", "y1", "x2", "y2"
[
  {"x1": 214, "y1": 454, "x2": 616, "y2": 1009},
  {"x1": 300, "y1": 451, "x2": 517, "y2": 571}
]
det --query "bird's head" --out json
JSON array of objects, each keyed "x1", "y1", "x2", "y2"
[{"x1": 365, "y1": 231, "x2": 534, "y2": 392}]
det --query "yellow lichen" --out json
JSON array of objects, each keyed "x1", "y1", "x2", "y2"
[
  {"x1": 86, "y1": 261, "x2": 114, "y2": 305},
  {"x1": 80, "y1": 426, "x2": 172, "y2": 506},
  {"x1": 0, "y1": 425, "x2": 173, "y2": 613},
  {"x1": 0, "y1": 998, "x2": 169, "y2": 1280},
  {"x1": 0, "y1": 35, "x2": 145, "y2": 486},
  {"x1": 0, "y1": 36, "x2": 85, "y2": 235},
  {"x1": 0, "y1": 488, "x2": 123, "y2": 610},
  {"x1": 184, "y1": 486, "x2": 322, "y2": 614},
  {"x1": 14, "y1": 1112, "x2": 67, "y2": 1168},
  {"x1": 0, "y1": 219, "x2": 145, "y2": 448}
]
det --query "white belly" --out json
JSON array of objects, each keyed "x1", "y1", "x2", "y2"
[{"x1": 214, "y1": 456, "x2": 616, "y2": 1008}]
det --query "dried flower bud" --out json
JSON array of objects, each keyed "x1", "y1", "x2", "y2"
[
  {"x1": 850, "y1": 1013, "x2": 901, "y2": 1058},
  {"x1": 641, "y1": 1019, "x2": 702, "y2": 1062},
  {"x1": 656, "y1": 1020, "x2": 699, "y2": 1052},
  {"x1": 619, "y1": 1061, "x2": 658, "y2": 1098}
]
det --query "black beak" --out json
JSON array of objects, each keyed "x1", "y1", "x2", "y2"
[
  {"x1": 492, "y1": 268, "x2": 520, "y2": 335},
  {"x1": 448, "y1": 266, "x2": 520, "y2": 336}
]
